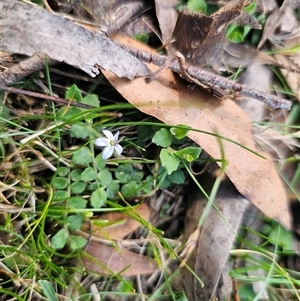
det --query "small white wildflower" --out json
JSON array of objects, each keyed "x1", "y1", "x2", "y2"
[{"x1": 95, "y1": 130, "x2": 123, "y2": 160}]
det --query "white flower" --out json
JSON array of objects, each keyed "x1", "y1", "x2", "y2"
[{"x1": 95, "y1": 130, "x2": 123, "y2": 160}]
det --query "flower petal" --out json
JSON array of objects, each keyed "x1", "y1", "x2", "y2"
[
  {"x1": 113, "y1": 131, "x2": 120, "y2": 141},
  {"x1": 102, "y1": 130, "x2": 114, "y2": 140},
  {"x1": 114, "y1": 144, "x2": 123, "y2": 155},
  {"x1": 102, "y1": 146, "x2": 114, "y2": 160},
  {"x1": 95, "y1": 137, "x2": 109, "y2": 147}
]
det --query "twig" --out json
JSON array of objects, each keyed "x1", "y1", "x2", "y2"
[
  {"x1": 0, "y1": 53, "x2": 56, "y2": 86},
  {"x1": 0, "y1": 85, "x2": 95, "y2": 109},
  {"x1": 121, "y1": 44, "x2": 293, "y2": 110}
]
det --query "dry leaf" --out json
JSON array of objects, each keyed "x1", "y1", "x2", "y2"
[
  {"x1": 258, "y1": 0, "x2": 289, "y2": 49},
  {"x1": 82, "y1": 203, "x2": 151, "y2": 240},
  {"x1": 169, "y1": 0, "x2": 260, "y2": 70},
  {"x1": 275, "y1": 53, "x2": 300, "y2": 102},
  {"x1": 82, "y1": 241, "x2": 158, "y2": 276},
  {"x1": 0, "y1": 0, "x2": 150, "y2": 79},
  {"x1": 102, "y1": 36, "x2": 292, "y2": 230},
  {"x1": 239, "y1": 63, "x2": 272, "y2": 120},
  {"x1": 182, "y1": 175, "x2": 249, "y2": 301},
  {"x1": 154, "y1": 0, "x2": 178, "y2": 44},
  {"x1": 224, "y1": 42, "x2": 278, "y2": 68},
  {"x1": 72, "y1": 0, "x2": 148, "y2": 36}
]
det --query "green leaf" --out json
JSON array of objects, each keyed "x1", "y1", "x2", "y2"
[
  {"x1": 52, "y1": 190, "x2": 68, "y2": 201},
  {"x1": 170, "y1": 125, "x2": 191, "y2": 140},
  {"x1": 81, "y1": 94, "x2": 100, "y2": 107},
  {"x1": 121, "y1": 181, "x2": 139, "y2": 197},
  {"x1": 66, "y1": 84, "x2": 82, "y2": 102},
  {"x1": 57, "y1": 106, "x2": 81, "y2": 120},
  {"x1": 68, "y1": 196, "x2": 87, "y2": 209},
  {"x1": 137, "y1": 125, "x2": 155, "y2": 142},
  {"x1": 0, "y1": 102, "x2": 10, "y2": 119},
  {"x1": 98, "y1": 169, "x2": 113, "y2": 186},
  {"x1": 95, "y1": 154, "x2": 106, "y2": 170},
  {"x1": 160, "y1": 148, "x2": 180, "y2": 175},
  {"x1": 91, "y1": 187, "x2": 107, "y2": 208},
  {"x1": 187, "y1": 0, "x2": 207, "y2": 13},
  {"x1": 227, "y1": 27, "x2": 244, "y2": 43},
  {"x1": 70, "y1": 122, "x2": 91, "y2": 139},
  {"x1": 51, "y1": 228, "x2": 68, "y2": 250},
  {"x1": 106, "y1": 180, "x2": 120, "y2": 198},
  {"x1": 81, "y1": 166, "x2": 97, "y2": 181},
  {"x1": 152, "y1": 128, "x2": 173, "y2": 147},
  {"x1": 68, "y1": 235, "x2": 87, "y2": 250},
  {"x1": 72, "y1": 147, "x2": 93, "y2": 165},
  {"x1": 38, "y1": 280, "x2": 59, "y2": 301},
  {"x1": 70, "y1": 169, "x2": 83, "y2": 182},
  {"x1": 269, "y1": 224, "x2": 293, "y2": 251},
  {"x1": 115, "y1": 164, "x2": 133, "y2": 183},
  {"x1": 142, "y1": 175, "x2": 154, "y2": 193},
  {"x1": 57, "y1": 166, "x2": 68, "y2": 177},
  {"x1": 132, "y1": 168, "x2": 144, "y2": 181},
  {"x1": 87, "y1": 182, "x2": 97, "y2": 192},
  {"x1": 66, "y1": 214, "x2": 84, "y2": 231},
  {"x1": 168, "y1": 170, "x2": 185, "y2": 184},
  {"x1": 116, "y1": 279, "x2": 134, "y2": 293},
  {"x1": 244, "y1": 2, "x2": 256, "y2": 14},
  {"x1": 70, "y1": 181, "x2": 86, "y2": 194},
  {"x1": 51, "y1": 177, "x2": 69, "y2": 190},
  {"x1": 133, "y1": 33, "x2": 149, "y2": 44},
  {"x1": 175, "y1": 147, "x2": 201, "y2": 162}
]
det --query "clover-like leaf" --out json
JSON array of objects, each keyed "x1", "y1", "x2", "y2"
[
  {"x1": 160, "y1": 148, "x2": 180, "y2": 175},
  {"x1": 152, "y1": 128, "x2": 173, "y2": 147}
]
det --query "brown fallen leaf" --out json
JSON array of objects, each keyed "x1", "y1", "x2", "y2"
[
  {"x1": 182, "y1": 174, "x2": 249, "y2": 301},
  {"x1": 82, "y1": 241, "x2": 158, "y2": 276},
  {"x1": 258, "y1": 0, "x2": 289, "y2": 49},
  {"x1": 0, "y1": 0, "x2": 150, "y2": 79},
  {"x1": 81, "y1": 203, "x2": 151, "y2": 240},
  {"x1": 274, "y1": 53, "x2": 300, "y2": 102},
  {"x1": 102, "y1": 36, "x2": 292, "y2": 230},
  {"x1": 169, "y1": 0, "x2": 260, "y2": 70}
]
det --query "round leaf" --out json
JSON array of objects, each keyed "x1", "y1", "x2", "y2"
[
  {"x1": 115, "y1": 164, "x2": 133, "y2": 183},
  {"x1": 66, "y1": 214, "x2": 84, "y2": 231},
  {"x1": 70, "y1": 169, "x2": 83, "y2": 181},
  {"x1": 170, "y1": 125, "x2": 191, "y2": 139},
  {"x1": 70, "y1": 122, "x2": 91, "y2": 139},
  {"x1": 98, "y1": 169, "x2": 113, "y2": 186},
  {"x1": 57, "y1": 166, "x2": 68, "y2": 177},
  {"x1": 81, "y1": 166, "x2": 97, "y2": 181},
  {"x1": 72, "y1": 147, "x2": 93, "y2": 165},
  {"x1": 175, "y1": 147, "x2": 202, "y2": 162},
  {"x1": 121, "y1": 181, "x2": 139, "y2": 197},
  {"x1": 91, "y1": 187, "x2": 107, "y2": 208},
  {"x1": 106, "y1": 180, "x2": 120, "y2": 198},
  {"x1": 68, "y1": 235, "x2": 87, "y2": 250},
  {"x1": 70, "y1": 181, "x2": 86, "y2": 194},
  {"x1": 52, "y1": 177, "x2": 69, "y2": 190},
  {"x1": 160, "y1": 148, "x2": 180, "y2": 175},
  {"x1": 152, "y1": 128, "x2": 172, "y2": 147},
  {"x1": 68, "y1": 196, "x2": 87, "y2": 209},
  {"x1": 51, "y1": 228, "x2": 68, "y2": 250}
]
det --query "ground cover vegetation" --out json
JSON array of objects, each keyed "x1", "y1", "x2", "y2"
[{"x1": 0, "y1": 0, "x2": 300, "y2": 300}]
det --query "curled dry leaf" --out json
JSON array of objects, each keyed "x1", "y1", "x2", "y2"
[
  {"x1": 82, "y1": 241, "x2": 158, "y2": 276},
  {"x1": 0, "y1": 0, "x2": 150, "y2": 79},
  {"x1": 81, "y1": 203, "x2": 151, "y2": 240},
  {"x1": 102, "y1": 36, "x2": 292, "y2": 230}
]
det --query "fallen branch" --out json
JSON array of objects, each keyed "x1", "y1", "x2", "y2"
[{"x1": 121, "y1": 44, "x2": 293, "y2": 110}]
